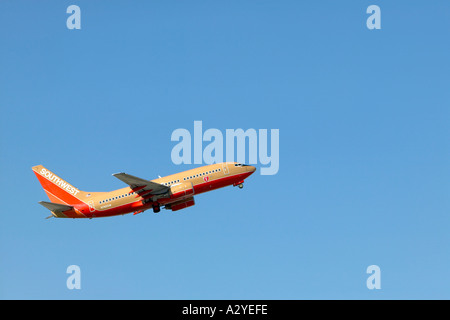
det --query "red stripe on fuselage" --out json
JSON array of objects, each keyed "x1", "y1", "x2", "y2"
[{"x1": 84, "y1": 170, "x2": 253, "y2": 218}]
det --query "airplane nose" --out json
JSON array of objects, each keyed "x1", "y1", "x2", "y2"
[{"x1": 247, "y1": 166, "x2": 256, "y2": 173}]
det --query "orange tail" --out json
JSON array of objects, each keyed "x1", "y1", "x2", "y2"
[{"x1": 32, "y1": 165, "x2": 86, "y2": 205}]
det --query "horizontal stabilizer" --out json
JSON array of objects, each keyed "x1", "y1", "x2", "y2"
[{"x1": 38, "y1": 201, "x2": 73, "y2": 213}]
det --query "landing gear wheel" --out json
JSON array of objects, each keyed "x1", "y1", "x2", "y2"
[
  {"x1": 238, "y1": 183, "x2": 244, "y2": 189},
  {"x1": 152, "y1": 203, "x2": 161, "y2": 213}
]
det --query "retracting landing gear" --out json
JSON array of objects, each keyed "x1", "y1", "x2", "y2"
[
  {"x1": 233, "y1": 180, "x2": 245, "y2": 189},
  {"x1": 152, "y1": 203, "x2": 161, "y2": 213}
]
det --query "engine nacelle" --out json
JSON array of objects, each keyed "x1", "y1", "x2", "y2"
[
  {"x1": 169, "y1": 181, "x2": 194, "y2": 200},
  {"x1": 167, "y1": 197, "x2": 195, "y2": 212}
]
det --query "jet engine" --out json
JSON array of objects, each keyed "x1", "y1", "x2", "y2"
[{"x1": 166, "y1": 197, "x2": 195, "y2": 212}]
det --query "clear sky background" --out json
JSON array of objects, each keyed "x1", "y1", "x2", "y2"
[{"x1": 0, "y1": 1, "x2": 449, "y2": 299}]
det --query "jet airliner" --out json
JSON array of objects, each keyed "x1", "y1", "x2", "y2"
[{"x1": 32, "y1": 162, "x2": 256, "y2": 218}]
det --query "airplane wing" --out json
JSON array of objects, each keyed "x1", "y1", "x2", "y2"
[{"x1": 112, "y1": 172, "x2": 170, "y2": 198}]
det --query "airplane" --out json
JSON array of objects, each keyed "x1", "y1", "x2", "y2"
[{"x1": 32, "y1": 162, "x2": 256, "y2": 219}]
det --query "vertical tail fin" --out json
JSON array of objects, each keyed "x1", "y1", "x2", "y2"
[{"x1": 32, "y1": 165, "x2": 86, "y2": 205}]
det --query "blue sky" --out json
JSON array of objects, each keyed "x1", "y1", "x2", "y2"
[{"x1": 0, "y1": 1, "x2": 449, "y2": 299}]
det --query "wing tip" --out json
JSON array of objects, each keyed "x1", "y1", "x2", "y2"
[{"x1": 112, "y1": 172, "x2": 125, "y2": 176}]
